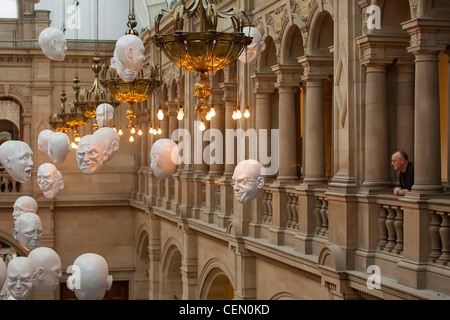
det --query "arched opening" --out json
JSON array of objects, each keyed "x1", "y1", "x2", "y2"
[
  {"x1": 206, "y1": 273, "x2": 234, "y2": 300},
  {"x1": 310, "y1": 12, "x2": 333, "y2": 56},
  {"x1": 0, "y1": 98, "x2": 22, "y2": 141},
  {"x1": 283, "y1": 25, "x2": 305, "y2": 179},
  {"x1": 259, "y1": 37, "x2": 277, "y2": 72},
  {"x1": 308, "y1": 11, "x2": 334, "y2": 181},
  {"x1": 135, "y1": 233, "x2": 150, "y2": 300},
  {"x1": 162, "y1": 246, "x2": 183, "y2": 300},
  {"x1": 0, "y1": 120, "x2": 19, "y2": 143}
]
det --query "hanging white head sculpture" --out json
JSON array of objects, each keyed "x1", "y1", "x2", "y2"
[
  {"x1": 238, "y1": 27, "x2": 266, "y2": 64},
  {"x1": 232, "y1": 159, "x2": 266, "y2": 204},
  {"x1": 0, "y1": 140, "x2": 33, "y2": 183},
  {"x1": 150, "y1": 138, "x2": 181, "y2": 180},
  {"x1": 93, "y1": 127, "x2": 120, "y2": 162},
  {"x1": 114, "y1": 34, "x2": 145, "y2": 73},
  {"x1": 67, "y1": 253, "x2": 113, "y2": 300},
  {"x1": 13, "y1": 212, "x2": 42, "y2": 252},
  {"x1": 38, "y1": 27, "x2": 67, "y2": 62},
  {"x1": 37, "y1": 163, "x2": 64, "y2": 199},
  {"x1": 95, "y1": 103, "x2": 115, "y2": 128},
  {"x1": 6, "y1": 257, "x2": 35, "y2": 300},
  {"x1": 28, "y1": 247, "x2": 62, "y2": 293},
  {"x1": 76, "y1": 134, "x2": 108, "y2": 174},
  {"x1": 47, "y1": 132, "x2": 71, "y2": 165},
  {"x1": 13, "y1": 196, "x2": 38, "y2": 223},
  {"x1": 37, "y1": 129, "x2": 54, "y2": 155}
]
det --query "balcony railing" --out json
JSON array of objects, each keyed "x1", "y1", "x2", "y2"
[{"x1": 132, "y1": 168, "x2": 450, "y2": 296}]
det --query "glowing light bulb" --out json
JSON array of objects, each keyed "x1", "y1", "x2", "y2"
[
  {"x1": 232, "y1": 109, "x2": 237, "y2": 120},
  {"x1": 131, "y1": 126, "x2": 136, "y2": 134},
  {"x1": 236, "y1": 109, "x2": 242, "y2": 120},
  {"x1": 118, "y1": 128, "x2": 123, "y2": 136},
  {"x1": 157, "y1": 127, "x2": 162, "y2": 135},
  {"x1": 205, "y1": 112, "x2": 211, "y2": 121},
  {"x1": 209, "y1": 107, "x2": 216, "y2": 118},
  {"x1": 157, "y1": 108, "x2": 164, "y2": 120},
  {"x1": 138, "y1": 128, "x2": 143, "y2": 136},
  {"x1": 129, "y1": 135, "x2": 134, "y2": 142},
  {"x1": 112, "y1": 126, "x2": 117, "y2": 132},
  {"x1": 244, "y1": 106, "x2": 250, "y2": 119},
  {"x1": 149, "y1": 126, "x2": 154, "y2": 134},
  {"x1": 199, "y1": 121, "x2": 206, "y2": 131},
  {"x1": 177, "y1": 108, "x2": 184, "y2": 121},
  {"x1": 153, "y1": 128, "x2": 157, "y2": 135}
]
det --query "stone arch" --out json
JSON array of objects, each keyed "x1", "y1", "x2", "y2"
[
  {"x1": 280, "y1": 24, "x2": 305, "y2": 65},
  {"x1": 318, "y1": 245, "x2": 346, "y2": 272},
  {"x1": 368, "y1": 0, "x2": 411, "y2": 35},
  {"x1": 258, "y1": 36, "x2": 278, "y2": 72},
  {"x1": 0, "y1": 96, "x2": 23, "y2": 130},
  {"x1": 198, "y1": 258, "x2": 234, "y2": 300},
  {"x1": 269, "y1": 291, "x2": 301, "y2": 300},
  {"x1": 418, "y1": 0, "x2": 450, "y2": 19},
  {"x1": 169, "y1": 78, "x2": 178, "y2": 103},
  {"x1": 308, "y1": 10, "x2": 334, "y2": 56},
  {"x1": 0, "y1": 229, "x2": 28, "y2": 258},
  {"x1": 161, "y1": 239, "x2": 183, "y2": 300}
]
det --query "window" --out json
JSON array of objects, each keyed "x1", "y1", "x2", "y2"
[{"x1": 0, "y1": 0, "x2": 18, "y2": 19}]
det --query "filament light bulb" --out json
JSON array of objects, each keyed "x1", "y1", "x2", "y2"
[
  {"x1": 129, "y1": 135, "x2": 134, "y2": 142},
  {"x1": 210, "y1": 106, "x2": 216, "y2": 118},
  {"x1": 232, "y1": 109, "x2": 237, "y2": 120},
  {"x1": 236, "y1": 109, "x2": 242, "y2": 120},
  {"x1": 199, "y1": 121, "x2": 206, "y2": 131},
  {"x1": 131, "y1": 126, "x2": 136, "y2": 134},
  {"x1": 205, "y1": 112, "x2": 211, "y2": 121},
  {"x1": 138, "y1": 128, "x2": 143, "y2": 136},
  {"x1": 157, "y1": 127, "x2": 162, "y2": 135},
  {"x1": 118, "y1": 128, "x2": 123, "y2": 136},
  {"x1": 177, "y1": 107, "x2": 184, "y2": 121},
  {"x1": 157, "y1": 107, "x2": 164, "y2": 120},
  {"x1": 244, "y1": 106, "x2": 250, "y2": 119}
]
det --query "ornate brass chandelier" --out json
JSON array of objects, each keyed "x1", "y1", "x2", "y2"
[
  {"x1": 153, "y1": 0, "x2": 252, "y2": 130},
  {"x1": 79, "y1": 54, "x2": 120, "y2": 119},
  {"x1": 101, "y1": 1, "x2": 163, "y2": 141}
]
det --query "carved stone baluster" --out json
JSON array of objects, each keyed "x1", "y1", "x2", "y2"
[
  {"x1": 267, "y1": 192, "x2": 273, "y2": 224},
  {"x1": 438, "y1": 212, "x2": 450, "y2": 264},
  {"x1": 378, "y1": 206, "x2": 388, "y2": 250},
  {"x1": 215, "y1": 184, "x2": 221, "y2": 211},
  {"x1": 291, "y1": 195, "x2": 299, "y2": 230},
  {"x1": 320, "y1": 198, "x2": 328, "y2": 236},
  {"x1": 429, "y1": 210, "x2": 442, "y2": 262},
  {"x1": 314, "y1": 198, "x2": 323, "y2": 235},
  {"x1": 385, "y1": 207, "x2": 397, "y2": 251},
  {"x1": 393, "y1": 207, "x2": 404, "y2": 253},
  {"x1": 263, "y1": 191, "x2": 269, "y2": 222},
  {"x1": 286, "y1": 193, "x2": 293, "y2": 228}
]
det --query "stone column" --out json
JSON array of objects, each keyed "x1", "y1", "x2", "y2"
[
  {"x1": 402, "y1": 19, "x2": 448, "y2": 196},
  {"x1": 251, "y1": 72, "x2": 276, "y2": 171},
  {"x1": 220, "y1": 80, "x2": 237, "y2": 177},
  {"x1": 411, "y1": 50, "x2": 443, "y2": 193},
  {"x1": 395, "y1": 60, "x2": 415, "y2": 158},
  {"x1": 298, "y1": 56, "x2": 333, "y2": 186},
  {"x1": 362, "y1": 60, "x2": 391, "y2": 188},
  {"x1": 304, "y1": 78, "x2": 326, "y2": 184},
  {"x1": 272, "y1": 65, "x2": 302, "y2": 184}
]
